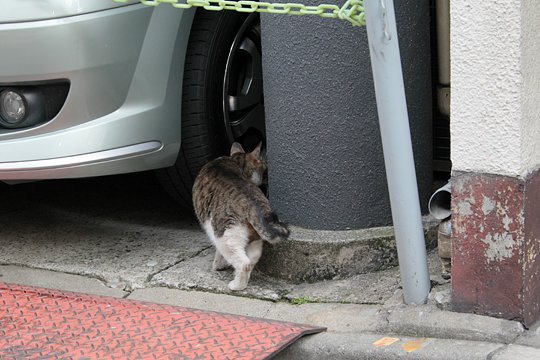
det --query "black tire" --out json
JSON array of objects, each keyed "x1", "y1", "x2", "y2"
[{"x1": 156, "y1": 10, "x2": 265, "y2": 208}]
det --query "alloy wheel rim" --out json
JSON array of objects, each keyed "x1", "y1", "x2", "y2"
[{"x1": 222, "y1": 13, "x2": 265, "y2": 150}]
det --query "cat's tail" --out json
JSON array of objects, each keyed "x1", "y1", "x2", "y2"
[{"x1": 250, "y1": 210, "x2": 290, "y2": 244}]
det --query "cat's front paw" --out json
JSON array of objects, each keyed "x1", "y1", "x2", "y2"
[{"x1": 228, "y1": 280, "x2": 247, "y2": 291}]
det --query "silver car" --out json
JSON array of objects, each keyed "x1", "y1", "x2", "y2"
[{"x1": 0, "y1": 0, "x2": 265, "y2": 207}]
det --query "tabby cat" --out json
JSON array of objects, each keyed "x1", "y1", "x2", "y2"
[{"x1": 192, "y1": 142, "x2": 289, "y2": 291}]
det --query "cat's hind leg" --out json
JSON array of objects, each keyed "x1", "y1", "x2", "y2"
[
  {"x1": 212, "y1": 250, "x2": 231, "y2": 271},
  {"x1": 247, "y1": 239, "x2": 263, "y2": 270},
  {"x1": 216, "y1": 226, "x2": 252, "y2": 291},
  {"x1": 228, "y1": 240, "x2": 263, "y2": 290}
]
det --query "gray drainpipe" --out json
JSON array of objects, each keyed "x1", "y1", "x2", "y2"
[
  {"x1": 429, "y1": 183, "x2": 452, "y2": 220},
  {"x1": 364, "y1": 0, "x2": 430, "y2": 304},
  {"x1": 429, "y1": 183, "x2": 452, "y2": 278}
]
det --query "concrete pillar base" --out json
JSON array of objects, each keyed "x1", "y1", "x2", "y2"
[
  {"x1": 257, "y1": 217, "x2": 438, "y2": 283},
  {"x1": 451, "y1": 170, "x2": 540, "y2": 326}
]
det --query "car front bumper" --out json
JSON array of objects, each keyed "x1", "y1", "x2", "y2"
[{"x1": 0, "y1": 3, "x2": 194, "y2": 180}]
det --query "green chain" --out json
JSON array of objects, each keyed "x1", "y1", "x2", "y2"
[{"x1": 113, "y1": 0, "x2": 366, "y2": 26}]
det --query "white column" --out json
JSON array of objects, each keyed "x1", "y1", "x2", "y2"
[{"x1": 451, "y1": 0, "x2": 540, "y2": 178}]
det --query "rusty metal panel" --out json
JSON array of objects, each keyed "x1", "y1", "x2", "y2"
[
  {"x1": 524, "y1": 172, "x2": 540, "y2": 326},
  {"x1": 0, "y1": 283, "x2": 324, "y2": 359},
  {"x1": 451, "y1": 174, "x2": 525, "y2": 322}
]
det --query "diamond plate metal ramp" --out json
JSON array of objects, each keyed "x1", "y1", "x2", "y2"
[{"x1": 0, "y1": 283, "x2": 325, "y2": 359}]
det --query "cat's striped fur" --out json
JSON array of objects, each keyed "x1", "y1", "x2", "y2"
[{"x1": 192, "y1": 142, "x2": 289, "y2": 290}]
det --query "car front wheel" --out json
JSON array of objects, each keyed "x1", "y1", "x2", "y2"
[{"x1": 156, "y1": 10, "x2": 265, "y2": 208}]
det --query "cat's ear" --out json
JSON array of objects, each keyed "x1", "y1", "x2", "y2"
[
  {"x1": 230, "y1": 142, "x2": 245, "y2": 156},
  {"x1": 250, "y1": 142, "x2": 263, "y2": 158}
]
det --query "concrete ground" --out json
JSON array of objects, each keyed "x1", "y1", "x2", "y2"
[{"x1": 1, "y1": 172, "x2": 539, "y2": 359}]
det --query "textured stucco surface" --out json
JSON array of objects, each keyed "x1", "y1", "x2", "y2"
[
  {"x1": 521, "y1": 0, "x2": 540, "y2": 176},
  {"x1": 451, "y1": 0, "x2": 540, "y2": 177},
  {"x1": 261, "y1": 0, "x2": 432, "y2": 230}
]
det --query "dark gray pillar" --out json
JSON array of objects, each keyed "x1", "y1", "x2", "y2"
[{"x1": 261, "y1": 0, "x2": 432, "y2": 230}]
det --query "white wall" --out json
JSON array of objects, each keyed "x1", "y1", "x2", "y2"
[
  {"x1": 451, "y1": 0, "x2": 540, "y2": 178},
  {"x1": 520, "y1": 0, "x2": 540, "y2": 177}
]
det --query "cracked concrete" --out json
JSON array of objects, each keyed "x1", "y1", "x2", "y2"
[
  {"x1": 0, "y1": 265, "x2": 128, "y2": 298},
  {"x1": 1, "y1": 264, "x2": 537, "y2": 359},
  {"x1": 0, "y1": 173, "x2": 444, "y2": 305},
  {"x1": 0, "y1": 174, "x2": 209, "y2": 291},
  {"x1": 2, "y1": 174, "x2": 540, "y2": 359}
]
